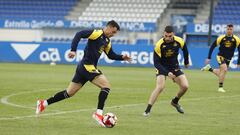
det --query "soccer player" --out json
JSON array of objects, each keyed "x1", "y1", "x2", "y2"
[
  {"x1": 36, "y1": 20, "x2": 131, "y2": 127},
  {"x1": 143, "y1": 26, "x2": 189, "y2": 116},
  {"x1": 201, "y1": 24, "x2": 240, "y2": 92}
]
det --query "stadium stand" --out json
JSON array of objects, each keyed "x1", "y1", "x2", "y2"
[
  {"x1": 78, "y1": 0, "x2": 170, "y2": 23},
  {"x1": 213, "y1": 0, "x2": 240, "y2": 24},
  {"x1": 169, "y1": 0, "x2": 201, "y2": 9},
  {"x1": 3, "y1": 0, "x2": 237, "y2": 47},
  {"x1": 0, "y1": 0, "x2": 77, "y2": 20}
]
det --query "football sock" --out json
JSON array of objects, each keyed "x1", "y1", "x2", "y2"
[
  {"x1": 47, "y1": 90, "x2": 70, "y2": 105},
  {"x1": 172, "y1": 97, "x2": 180, "y2": 104},
  {"x1": 219, "y1": 82, "x2": 223, "y2": 88},
  {"x1": 145, "y1": 104, "x2": 152, "y2": 113},
  {"x1": 209, "y1": 68, "x2": 213, "y2": 72},
  {"x1": 97, "y1": 88, "x2": 110, "y2": 110},
  {"x1": 96, "y1": 109, "x2": 103, "y2": 115}
]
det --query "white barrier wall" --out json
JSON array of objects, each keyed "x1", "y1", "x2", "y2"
[{"x1": 0, "y1": 29, "x2": 43, "y2": 42}]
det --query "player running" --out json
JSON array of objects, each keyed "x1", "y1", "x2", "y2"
[{"x1": 201, "y1": 24, "x2": 240, "y2": 92}]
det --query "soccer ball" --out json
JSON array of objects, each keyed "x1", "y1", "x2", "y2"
[{"x1": 103, "y1": 112, "x2": 118, "y2": 128}]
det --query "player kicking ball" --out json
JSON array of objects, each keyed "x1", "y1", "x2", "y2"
[{"x1": 36, "y1": 20, "x2": 131, "y2": 127}]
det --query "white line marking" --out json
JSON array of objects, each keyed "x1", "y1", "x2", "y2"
[
  {"x1": 0, "y1": 94, "x2": 239, "y2": 121},
  {"x1": 0, "y1": 88, "x2": 62, "y2": 111},
  {"x1": 0, "y1": 87, "x2": 147, "y2": 110}
]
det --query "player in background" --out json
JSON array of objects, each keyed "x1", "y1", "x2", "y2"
[
  {"x1": 201, "y1": 24, "x2": 240, "y2": 92},
  {"x1": 36, "y1": 20, "x2": 131, "y2": 127},
  {"x1": 143, "y1": 26, "x2": 190, "y2": 116}
]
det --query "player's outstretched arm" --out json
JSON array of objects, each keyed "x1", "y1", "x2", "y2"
[
  {"x1": 182, "y1": 43, "x2": 189, "y2": 68},
  {"x1": 68, "y1": 51, "x2": 76, "y2": 58},
  {"x1": 104, "y1": 43, "x2": 131, "y2": 61},
  {"x1": 206, "y1": 40, "x2": 217, "y2": 65},
  {"x1": 122, "y1": 54, "x2": 132, "y2": 62}
]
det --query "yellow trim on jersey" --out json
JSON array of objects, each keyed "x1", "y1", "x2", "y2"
[
  {"x1": 233, "y1": 35, "x2": 240, "y2": 47},
  {"x1": 216, "y1": 35, "x2": 225, "y2": 45},
  {"x1": 83, "y1": 64, "x2": 99, "y2": 73},
  {"x1": 174, "y1": 36, "x2": 185, "y2": 48},
  {"x1": 216, "y1": 55, "x2": 223, "y2": 64},
  {"x1": 88, "y1": 30, "x2": 103, "y2": 40},
  {"x1": 104, "y1": 42, "x2": 111, "y2": 54},
  {"x1": 154, "y1": 38, "x2": 164, "y2": 57}
]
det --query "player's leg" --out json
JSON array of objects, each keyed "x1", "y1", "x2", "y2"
[
  {"x1": 36, "y1": 65, "x2": 86, "y2": 114},
  {"x1": 36, "y1": 82, "x2": 83, "y2": 114},
  {"x1": 91, "y1": 74, "x2": 111, "y2": 127},
  {"x1": 218, "y1": 63, "x2": 228, "y2": 92},
  {"x1": 143, "y1": 75, "x2": 166, "y2": 116},
  {"x1": 212, "y1": 69, "x2": 220, "y2": 77},
  {"x1": 91, "y1": 74, "x2": 111, "y2": 114},
  {"x1": 171, "y1": 72, "x2": 189, "y2": 114},
  {"x1": 216, "y1": 56, "x2": 228, "y2": 92},
  {"x1": 174, "y1": 75, "x2": 189, "y2": 98},
  {"x1": 201, "y1": 64, "x2": 220, "y2": 77}
]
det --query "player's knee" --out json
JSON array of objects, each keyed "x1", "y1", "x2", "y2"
[
  {"x1": 220, "y1": 65, "x2": 228, "y2": 72},
  {"x1": 222, "y1": 67, "x2": 227, "y2": 72},
  {"x1": 66, "y1": 88, "x2": 79, "y2": 97},
  {"x1": 101, "y1": 82, "x2": 111, "y2": 89},
  {"x1": 156, "y1": 85, "x2": 164, "y2": 92},
  {"x1": 181, "y1": 84, "x2": 189, "y2": 91},
  {"x1": 66, "y1": 91, "x2": 75, "y2": 97}
]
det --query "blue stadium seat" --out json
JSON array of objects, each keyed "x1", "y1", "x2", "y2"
[
  {"x1": 0, "y1": 0, "x2": 77, "y2": 20},
  {"x1": 213, "y1": 0, "x2": 240, "y2": 24}
]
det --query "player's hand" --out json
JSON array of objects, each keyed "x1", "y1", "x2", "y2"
[
  {"x1": 168, "y1": 72, "x2": 176, "y2": 80},
  {"x1": 122, "y1": 54, "x2": 132, "y2": 63},
  {"x1": 68, "y1": 51, "x2": 76, "y2": 58},
  {"x1": 184, "y1": 64, "x2": 190, "y2": 68},
  {"x1": 237, "y1": 64, "x2": 240, "y2": 68},
  {"x1": 205, "y1": 59, "x2": 210, "y2": 65}
]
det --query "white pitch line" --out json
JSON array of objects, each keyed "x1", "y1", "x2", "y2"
[
  {"x1": 0, "y1": 87, "x2": 147, "y2": 110},
  {"x1": 0, "y1": 88, "x2": 61, "y2": 110},
  {"x1": 0, "y1": 94, "x2": 239, "y2": 121}
]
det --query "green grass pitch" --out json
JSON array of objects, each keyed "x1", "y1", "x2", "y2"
[{"x1": 0, "y1": 63, "x2": 239, "y2": 135}]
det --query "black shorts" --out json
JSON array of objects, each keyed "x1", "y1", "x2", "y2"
[
  {"x1": 156, "y1": 67, "x2": 184, "y2": 77},
  {"x1": 216, "y1": 55, "x2": 230, "y2": 66},
  {"x1": 72, "y1": 63, "x2": 102, "y2": 85}
]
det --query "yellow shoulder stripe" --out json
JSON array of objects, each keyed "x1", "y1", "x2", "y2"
[
  {"x1": 154, "y1": 38, "x2": 164, "y2": 57},
  {"x1": 216, "y1": 35, "x2": 225, "y2": 45},
  {"x1": 233, "y1": 35, "x2": 240, "y2": 47},
  {"x1": 88, "y1": 29, "x2": 103, "y2": 40},
  {"x1": 174, "y1": 36, "x2": 185, "y2": 48},
  {"x1": 105, "y1": 42, "x2": 111, "y2": 54}
]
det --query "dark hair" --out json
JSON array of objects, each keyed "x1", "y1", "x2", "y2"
[
  {"x1": 227, "y1": 24, "x2": 233, "y2": 27},
  {"x1": 107, "y1": 20, "x2": 120, "y2": 31},
  {"x1": 164, "y1": 25, "x2": 174, "y2": 33}
]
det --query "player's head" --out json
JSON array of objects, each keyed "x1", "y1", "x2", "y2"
[
  {"x1": 104, "y1": 20, "x2": 120, "y2": 38},
  {"x1": 226, "y1": 24, "x2": 233, "y2": 36},
  {"x1": 163, "y1": 26, "x2": 174, "y2": 43}
]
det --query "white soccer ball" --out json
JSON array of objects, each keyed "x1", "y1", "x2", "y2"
[
  {"x1": 103, "y1": 112, "x2": 118, "y2": 128},
  {"x1": 50, "y1": 61, "x2": 56, "y2": 66}
]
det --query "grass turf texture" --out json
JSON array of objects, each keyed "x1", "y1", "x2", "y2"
[{"x1": 0, "y1": 63, "x2": 239, "y2": 135}]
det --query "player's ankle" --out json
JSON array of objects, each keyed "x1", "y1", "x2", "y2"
[
  {"x1": 96, "y1": 109, "x2": 103, "y2": 115},
  {"x1": 43, "y1": 100, "x2": 48, "y2": 107}
]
